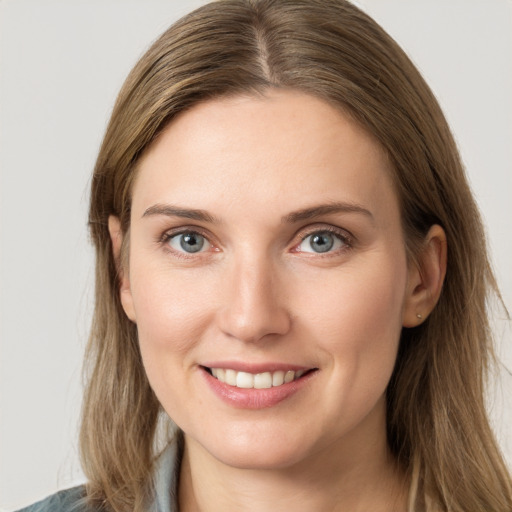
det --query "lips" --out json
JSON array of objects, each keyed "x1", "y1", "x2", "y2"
[{"x1": 201, "y1": 364, "x2": 317, "y2": 409}]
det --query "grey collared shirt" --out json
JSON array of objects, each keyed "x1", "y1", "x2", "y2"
[{"x1": 16, "y1": 441, "x2": 180, "y2": 512}]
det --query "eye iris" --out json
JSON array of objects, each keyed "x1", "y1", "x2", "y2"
[
  {"x1": 310, "y1": 232, "x2": 334, "y2": 253},
  {"x1": 180, "y1": 233, "x2": 204, "y2": 253}
]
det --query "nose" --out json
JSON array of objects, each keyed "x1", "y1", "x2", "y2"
[{"x1": 216, "y1": 255, "x2": 292, "y2": 343}]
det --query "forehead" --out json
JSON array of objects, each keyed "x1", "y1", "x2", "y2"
[{"x1": 132, "y1": 90, "x2": 397, "y2": 224}]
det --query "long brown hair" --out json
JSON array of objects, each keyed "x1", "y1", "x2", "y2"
[{"x1": 81, "y1": 1, "x2": 512, "y2": 510}]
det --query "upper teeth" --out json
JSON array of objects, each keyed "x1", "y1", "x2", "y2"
[{"x1": 210, "y1": 368, "x2": 306, "y2": 389}]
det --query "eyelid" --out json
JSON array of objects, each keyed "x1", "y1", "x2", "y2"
[
  {"x1": 157, "y1": 223, "x2": 354, "y2": 257},
  {"x1": 159, "y1": 225, "x2": 219, "y2": 255},
  {"x1": 159, "y1": 225, "x2": 211, "y2": 244},
  {"x1": 291, "y1": 224, "x2": 355, "y2": 253}
]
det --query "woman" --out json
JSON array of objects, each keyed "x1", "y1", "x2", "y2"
[{"x1": 20, "y1": 0, "x2": 512, "y2": 511}]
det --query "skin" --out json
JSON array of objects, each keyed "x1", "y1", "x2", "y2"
[{"x1": 109, "y1": 90, "x2": 446, "y2": 511}]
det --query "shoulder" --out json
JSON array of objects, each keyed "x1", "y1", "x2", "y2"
[
  {"x1": 16, "y1": 486, "x2": 98, "y2": 512},
  {"x1": 15, "y1": 438, "x2": 182, "y2": 512}
]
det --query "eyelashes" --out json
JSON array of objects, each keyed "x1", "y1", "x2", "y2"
[
  {"x1": 159, "y1": 223, "x2": 355, "y2": 261},
  {"x1": 166, "y1": 231, "x2": 211, "y2": 254},
  {"x1": 293, "y1": 226, "x2": 353, "y2": 255},
  {"x1": 159, "y1": 227, "x2": 217, "y2": 260}
]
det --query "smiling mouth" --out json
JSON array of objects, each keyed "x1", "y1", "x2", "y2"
[{"x1": 203, "y1": 367, "x2": 316, "y2": 389}]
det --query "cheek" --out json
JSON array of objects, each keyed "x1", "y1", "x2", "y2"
[
  {"x1": 128, "y1": 261, "x2": 215, "y2": 382},
  {"x1": 297, "y1": 254, "x2": 407, "y2": 384},
  {"x1": 128, "y1": 266, "x2": 219, "y2": 423}
]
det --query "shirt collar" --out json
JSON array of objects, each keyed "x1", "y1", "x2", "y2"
[{"x1": 152, "y1": 437, "x2": 182, "y2": 512}]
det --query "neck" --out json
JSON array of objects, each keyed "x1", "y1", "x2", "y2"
[{"x1": 178, "y1": 402, "x2": 408, "y2": 512}]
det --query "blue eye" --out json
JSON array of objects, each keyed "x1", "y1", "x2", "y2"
[
  {"x1": 298, "y1": 231, "x2": 347, "y2": 254},
  {"x1": 168, "y1": 231, "x2": 208, "y2": 253}
]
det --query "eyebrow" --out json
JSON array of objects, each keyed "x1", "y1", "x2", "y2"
[
  {"x1": 282, "y1": 202, "x2": 373, "y2": 224},
  {"x1": 141, "y1": 201, "x2": 373, "y2": 224},
  {"x1": 142, "y1": 204, "x2": 218, "y2": 223}
]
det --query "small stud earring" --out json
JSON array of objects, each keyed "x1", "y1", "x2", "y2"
[{"x1": 416, "y1": 313, "x2": 422, "y2": 319}]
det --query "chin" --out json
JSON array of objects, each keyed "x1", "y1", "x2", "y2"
[
  {"x1": 213, "y1": 446, "x2": 307, "y2": 471},
  {"x1": 194, "y1": 425, "x2": 313, "y2": 471}
]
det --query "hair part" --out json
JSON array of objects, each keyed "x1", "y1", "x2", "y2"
[{"x1": 82, "y1": 1, "x2": 512, "y2": 510}]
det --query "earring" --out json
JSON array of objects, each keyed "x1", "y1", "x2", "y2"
[{"x1": 416, "y1": 313, "x2": 422, "y2": 320}]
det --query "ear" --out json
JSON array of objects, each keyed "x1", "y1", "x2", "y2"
[
  {"x1": 402, "y1": 224, "x2": 447, "y2": 327},
  {"x1": 108, "y1": 215, "x2": 136, "y2": 323}
]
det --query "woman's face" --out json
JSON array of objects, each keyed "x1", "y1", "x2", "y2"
[{"x1": 116, "y1": 90, "x2": 420, "y2": 470}]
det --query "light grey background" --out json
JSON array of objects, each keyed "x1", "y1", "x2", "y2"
[{"x1": 1, "y1": 0, "x2": 510, "y2": 510}]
